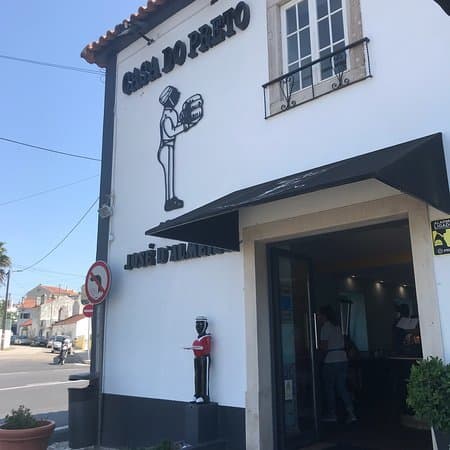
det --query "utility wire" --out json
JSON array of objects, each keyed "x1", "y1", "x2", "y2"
[
  {"x1": 16, "y1": 197, "x2": 99, "y2": 273},
  {"x1": 0, "y1": 137, "x2": 101, "y2": 162},
  {"x1": 13, "y1": 266, "x2": 84, "y2": 278},
  {"x1": 0, "y1": 53, "x2": 104, "y2": 76},
  {"x1": 0, "y1": 175, "x2": 99, "y2": 207}
]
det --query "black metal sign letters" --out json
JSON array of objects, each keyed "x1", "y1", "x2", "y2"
[
  {"x1": 124, "y1": 242, "x2": 228, "y2": 270},
  {"x1": 158, "y1": 86, "x2": 204, "y2": 211},
  {"x1": 122, "y1": 2, "x2": 251, "y2": 95}
]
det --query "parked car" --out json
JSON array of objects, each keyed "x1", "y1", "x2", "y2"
[
  {"x1": 47, "y1": 336, "x2": 56, "y2": 349},
  {"x1": 10, "y1": 335, "x2": 18, "y2": 345},
  {"x1": 14, "y1": 335, "x2": 32, "y2": 345},
  {"x1": 52, "y1": 335, "x2": 72, "y2": 353},
  {"x1": 31, "y1": 336, "x2": 48, "y2": 347}
]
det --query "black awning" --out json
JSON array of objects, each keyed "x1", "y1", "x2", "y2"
[
  {"x1": 434, "y1": 0, "x2": 450, "y2": 15},
  {"x1": 146, "y1": 133, "x2": 450, "y2": 251}
]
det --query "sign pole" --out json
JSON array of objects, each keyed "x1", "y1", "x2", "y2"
[
  {"x1": 87, "y1": 317, "x2": 91, "y2": 362},
  {"x1": 0, "y1": 270, "x2": 11, "y2": 351}
]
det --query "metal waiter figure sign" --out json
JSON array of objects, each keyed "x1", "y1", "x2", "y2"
[
  {"x1": 85, "y1": 261, "x2": 111, "y2": 305},
  {"x1": 157, "y1": 86, "x2": 204, "y2": 212},
  {"x1": 184, "y1": 316, "x2": 211, "y2": 403}
]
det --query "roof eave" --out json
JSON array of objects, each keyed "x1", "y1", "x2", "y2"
[
  {"x1": 435, "y1": 0, "x2": 450, "y2": 14},
  {"x1": 81, "y1": 0, "x2": 196, "y2": 68}
]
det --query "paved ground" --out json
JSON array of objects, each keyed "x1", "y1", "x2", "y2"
[
  {"x1": 0, "y1": 345, "x2": 89, "y2": 442},
  {"x1": 48, "y1": 443, "x2": 118, "y2": 450}
]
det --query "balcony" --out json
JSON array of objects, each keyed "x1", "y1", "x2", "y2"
[{"x1": 263, "y1": 37, "x2": 372, "y2": 119}]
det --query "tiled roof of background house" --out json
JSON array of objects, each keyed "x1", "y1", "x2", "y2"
[
  {"x1": 81, "y1": 0, "x2": 170, "y2": 67},
  {"x1": 21, "y1": 319, "x2": 32, "y2": 327},
  {"x1": 41, "y1": 286, "x2": 78, "y2": 296},
  {"x1": 53, "y1": 314, "x2": 85, "y2": 326},
  {"x1": 21, "y1": 298, "x2": 37, "y2": 309}
]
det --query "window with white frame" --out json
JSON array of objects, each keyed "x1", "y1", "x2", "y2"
[
  {"x1": 265, "y1": 0, "x2": 368, "y2": 118},
  {"x1": 281, "y1": 0, "x2": 347, "y2": 91}
]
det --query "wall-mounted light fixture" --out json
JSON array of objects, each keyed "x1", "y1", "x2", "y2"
[
  {"x1": 98, "y1": 194, "x2": 114, "y2": 219},
  {"x1": 118, "y1": 20, "x2": 155, "y2": 46}
]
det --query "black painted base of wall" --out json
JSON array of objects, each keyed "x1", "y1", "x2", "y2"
[{"x1": 101, "y1": 393, "x2": 245, "y2": 450}]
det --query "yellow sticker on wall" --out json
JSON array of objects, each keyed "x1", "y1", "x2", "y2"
[{"x1": 431, "y1": 219, "x2": 450, "y2": 255}]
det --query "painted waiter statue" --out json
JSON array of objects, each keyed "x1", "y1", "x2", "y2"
[
  {"x1": 184, "y1": 316, "x2": 211, "y2": 403},
  {"x1": 157, "y1": 86, "x2": 204, "y2": 212}
]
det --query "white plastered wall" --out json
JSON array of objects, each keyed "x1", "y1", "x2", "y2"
[{"x1": 103, "y1": 0, "x2": 450, "y2": 414}]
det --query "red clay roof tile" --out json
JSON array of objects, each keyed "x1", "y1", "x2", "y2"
[
  {"x1": 41, "y1": 286, "x2": 78, "y2": 296},
  {"x1": 53, "y1": 314, "x2": 86, "y2": 326},
  {"x1": 81, "y1": 0, "x2": 169, "y2": 67},
  {"x1": 21, "y1": 298, "x2": 37, "y2": 309}
]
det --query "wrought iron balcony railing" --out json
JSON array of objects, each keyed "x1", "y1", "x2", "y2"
[{"x1": 263, "y1": 37, "x2": 372, "y2": 119}]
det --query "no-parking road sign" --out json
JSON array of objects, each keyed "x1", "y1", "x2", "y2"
[{"x1": 85, "y1": 261, "x2": 111, "y2": 305}]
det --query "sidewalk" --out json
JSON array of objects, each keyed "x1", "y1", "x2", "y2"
[
  {"x1": 48, "y1": 443, "x2": 117, "y2": 450},
  {"x1": 66, "y1": 349, "x2": 90, "y2": 365}
]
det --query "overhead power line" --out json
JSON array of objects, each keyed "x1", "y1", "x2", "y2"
[
  {"x1": 0, "y1": 53, "x2": 104, "y2": 76},
  {"x1": 13, "y1": 266, "x2": 84, "y2": 278},
  {"x1": 16, "y1": 197, "x2": 99, "y2": 273},
  {"x1": 0, "y1": 137, "x2": 101, "y2": 162},
  {"x1": 0, "y1": 175, "x2": 99, "y2": 207}
]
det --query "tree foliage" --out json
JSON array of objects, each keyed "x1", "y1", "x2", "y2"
[{"x1": 0, "y1": 242, "x2": 11, "y2": 285}]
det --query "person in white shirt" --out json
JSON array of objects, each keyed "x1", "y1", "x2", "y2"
[{"x1": 318, "y1": 305, "x2": 356, "y2": 424}]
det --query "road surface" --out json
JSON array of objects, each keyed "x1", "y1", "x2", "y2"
[{"x1": 0, "y1": 345, "x2": 89, "y2": 439}]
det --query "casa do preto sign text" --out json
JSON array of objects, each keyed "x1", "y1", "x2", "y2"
[{"x1": 122, "y1": 1, "x2": 250, "y2": 95}]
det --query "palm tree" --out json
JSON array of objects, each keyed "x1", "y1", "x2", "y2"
[{"x1": 0, "y1": 242, "x2": 11, "y2": 285}]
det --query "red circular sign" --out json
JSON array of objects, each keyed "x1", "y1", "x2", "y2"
[
  {"x1": 85, "y1": 261, "x2": 111, "y2": 305},
  {"x1": 83, "y1": 304, "x2": 94, "y2": 318}
]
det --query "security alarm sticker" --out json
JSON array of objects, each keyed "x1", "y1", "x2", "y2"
[
  {"x1": 122, "y1": 2, "x2": 251, "y2": 95},
  {"x1": 85, "y1": 261, "x2": 112, "y2": 304},
  {"x1": 431, "y1": 219, "x2": 450, "y2": 255}
]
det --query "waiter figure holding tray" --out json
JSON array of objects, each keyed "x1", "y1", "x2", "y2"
[{"x1": 184, "y1": 316, "x2": 211, "y2": 403}]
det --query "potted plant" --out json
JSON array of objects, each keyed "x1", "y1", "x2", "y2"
[
  {"x1": 0, "y1": 405, "x2": 55, "y2": 450},
  {"x1": 407, "y1": 357, "x2": 450, "y2": 449}
]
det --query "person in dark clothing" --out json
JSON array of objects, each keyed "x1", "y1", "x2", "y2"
[{"x1": 318, "y1": 305, "x2": 356, "y2": 424}]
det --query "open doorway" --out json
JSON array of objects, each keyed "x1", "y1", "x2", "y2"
[{"x1": 269, "y1": 220, "x2": 432, "y2": 450}]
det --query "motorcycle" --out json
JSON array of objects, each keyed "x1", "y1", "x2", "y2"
[{"x1": 57, "y1": 344, "x2": 69, "y2": 365}]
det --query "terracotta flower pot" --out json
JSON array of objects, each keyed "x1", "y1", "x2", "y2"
[{"x1": 0, "y1": 420, "x2": 55, "y2": 450}]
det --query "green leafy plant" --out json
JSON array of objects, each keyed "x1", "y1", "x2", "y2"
[
  {"x1": 150, "y1": 442, "x2": 173, "y2": 450},
  {"x1": 407, "y1": 357, "x2": 450, "y2": 432},
  {"x1": 1, "y1": 405, "x2": 40, "y2": 430},
  {"x1": 124, "y1": 440, "x2": 180, "y2": 450}
]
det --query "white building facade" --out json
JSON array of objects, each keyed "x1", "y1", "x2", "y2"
[{"x1": 82, "y1": 1, "x2": 450, "y2": 449}]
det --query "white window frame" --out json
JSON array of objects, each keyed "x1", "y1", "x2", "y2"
[
  {"x1": 266, "y1": 0, "x2": 368, "y2": 116},
  {"x1": 281, "y1": 0, "x2": 349, "y2": 88}
]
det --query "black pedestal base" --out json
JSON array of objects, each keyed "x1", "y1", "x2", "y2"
[{"x1": 185, "y1": 402, "x2": 219, "y2": 446}]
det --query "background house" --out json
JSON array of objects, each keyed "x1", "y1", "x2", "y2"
[
  {"x1": 17, "y1": 285, "x2": 81, "y2": 337},
  {"x1": 52, "y1": 314, "x2": 90, "y2": 350}
]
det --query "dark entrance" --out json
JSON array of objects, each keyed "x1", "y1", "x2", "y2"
[{"x1": 269, "y1": 220, "x2": 432, "y2": 450}]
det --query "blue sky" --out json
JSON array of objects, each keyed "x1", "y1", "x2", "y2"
[{"x1": 1, "y1": 1, "x2": 145, "y2": 302}]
